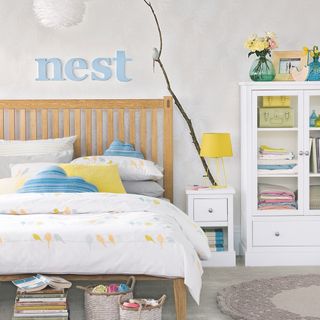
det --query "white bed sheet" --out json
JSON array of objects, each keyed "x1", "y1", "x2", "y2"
[{"x1": 0, "y1": 193, "x2": 210, "y2": 304}]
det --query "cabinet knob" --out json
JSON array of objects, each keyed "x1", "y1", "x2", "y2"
[
  {"x1": 305, "y1": 151, "x2": 310, "y2": 156},
  {"x1": 275, "y1": 232, "x2": 280, "y2": 237},
  {"x1": 299, "y1": 151, "x2": 304, "y2": 156},
  {"x1": 208, "y1": 208, "x2": 214, "y2": 213}
]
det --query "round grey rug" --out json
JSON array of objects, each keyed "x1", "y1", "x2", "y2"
[{"x1": 217, "y1": 274, "x2": 320, "y2": 320}]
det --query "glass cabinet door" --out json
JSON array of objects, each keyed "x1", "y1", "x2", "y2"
[
  {"x1": 252, "y1": 91, "x2": 304, "y2": 216},
  {"x1": 304, "y1": 91, "x2": 320, "y2": 215}
]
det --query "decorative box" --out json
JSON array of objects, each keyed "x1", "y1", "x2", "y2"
[
  {"x1": 262, "y1": 96, "x2": 291, "y2": 108},
  {"x1": 259, "y1": 107, "x2": 294, "y2": 128}
]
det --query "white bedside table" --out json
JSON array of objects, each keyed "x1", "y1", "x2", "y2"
[{"x1": 186, "y1": 186, "x2": 236, "y2": 267}]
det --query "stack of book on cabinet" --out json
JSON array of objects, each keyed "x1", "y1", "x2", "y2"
[
  {"x1": 12, "y1": 274, "x2": 71, "y2": 320},
  {"x1": 203, "y1": 228, "x2": 224, "y2": 252},
  {"x1": 310, "y1": 137, "x2": 320, "y2": 173}
]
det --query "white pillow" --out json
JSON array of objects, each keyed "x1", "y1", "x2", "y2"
[
  {"x1": 0, "y1": 177, "x2": 26, "y2": 194},
  {"x1": 0, "y1": 136, "x2": 76, "y2": 156},
  {"x1": 11, "y1": 162, "x2": 62, "y2": 178},
  {"x1": 1, "y1": 150, "x2": 73, "y2": 178},
  {"x1": 71, "y1": 156, "x2": 163, "y2": 181}
]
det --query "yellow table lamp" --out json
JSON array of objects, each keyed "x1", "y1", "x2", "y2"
[{"x1": 200, "y1": 133, "x2": 233, "y2": 188}]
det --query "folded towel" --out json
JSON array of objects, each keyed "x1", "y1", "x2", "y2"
[
  {"x1": 258, "y1": 168, "x2": 298, "y2": 175},
  {"x1": 259, "y1": 195, "x2": 294, "y2": 201},
  {"x1": 258, "y1": 164, "x2": 297, "y2": 170},
  {"x1": 258, "y1": 160, "x2": 298, "y2": 165},
  {"x1": 260, "y1": 145, "x2": 288, "y2": 153},
  {"x1": 259, "y1": 199, "x2": 295, "y2": 203},
  {"x1": 258, "y1": 183, "x2": 295, "y2": 196},
  {"x1": 259, "y1": 153, "x2": 294, "y2": 160},
  {"x1": 258, "y1": 204, "x2": 297, "y2": 210}
]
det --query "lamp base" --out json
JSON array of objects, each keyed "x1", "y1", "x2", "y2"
[
  {"x1": 204, "y1": 158, "x2": 229, "y2": 189},
  {"x1": 209, "y1": 185, "x2": 228, "y2": 189}
]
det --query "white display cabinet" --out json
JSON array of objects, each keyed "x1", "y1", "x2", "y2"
[{"x1": 240, "y1": 81, "x2": 320, "y2": 266}]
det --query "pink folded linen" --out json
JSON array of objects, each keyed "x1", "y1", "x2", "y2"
[
  {"x1": 258, "y1": 206, "x2": 296, "y2": 210},
  {"x1": 259, "y1": 199, "x2": 295, "y2": 203}
]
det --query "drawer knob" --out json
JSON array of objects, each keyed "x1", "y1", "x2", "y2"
[
  {"x1": 208, "y1": 208, "x2": 214, "y2": 213},
  {"x1": 275, "y1": 232, "x2": 280, "y2": 237}
]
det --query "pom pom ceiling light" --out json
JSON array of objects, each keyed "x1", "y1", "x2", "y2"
[{"x1": 33, "y1": 0, "x2": 87, "y2": 29}]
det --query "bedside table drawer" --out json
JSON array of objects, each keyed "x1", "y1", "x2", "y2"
[{"x1": 193, "y1": 198, "x2": 228, "y2": 222}]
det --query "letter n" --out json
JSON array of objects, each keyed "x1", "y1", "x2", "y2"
[{"x1": 35, "y1": 58, "x2": 64, "y2": 81}]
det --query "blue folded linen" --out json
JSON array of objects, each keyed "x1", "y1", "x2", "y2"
[{"x1": 257, "y1": 164, "x2": 297, "y2": 170}]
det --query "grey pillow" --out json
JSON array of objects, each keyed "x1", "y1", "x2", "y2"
[
  {"x1": 122, "y1": 181, "x2": 164, "y2": 198},
  {"x1": 0, "y1": 150, "x2": 73, "y2": 178}
]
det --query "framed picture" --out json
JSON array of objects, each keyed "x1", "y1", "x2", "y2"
[{"x1": 273, "y1": 51, "x2": 307, "y2": 81}]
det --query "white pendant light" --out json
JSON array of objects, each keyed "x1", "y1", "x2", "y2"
[{"x1": 33, "y1": 0, "x2": 87, "y2": 29}]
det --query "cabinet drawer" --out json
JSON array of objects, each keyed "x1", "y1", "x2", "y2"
[
  {"x1": 253, "y1": 220, "x2": 320, "y2": 247},
  {"x1": 193, "y1": 198, "x2": 228, "y2": 222}
]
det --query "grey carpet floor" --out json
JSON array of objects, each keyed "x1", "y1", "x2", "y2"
[{"x1": 2, "y1": 259, "x2": 320, "y2": 320}]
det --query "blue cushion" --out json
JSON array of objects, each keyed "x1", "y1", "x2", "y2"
[
  {"x1": 17, "y1": 166, "x2": 98, "y2": 193},
  {"x1": 104, "y1": 140, "x2": 144, "y2": 159}
]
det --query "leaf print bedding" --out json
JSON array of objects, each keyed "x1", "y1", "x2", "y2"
[{"x1": 0, "y1": 193, "x2": 210, "y2": 304}]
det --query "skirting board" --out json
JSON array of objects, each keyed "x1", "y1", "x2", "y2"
[
  {"x1": 241, "y1": 243, "x2": 320, "y2": 266},
  {"x1": 234, "y1": 225, "x2": 240, "y2": 255},
  {"x1": 202, "y1": 251, "x2": 236, "y2": 267}
]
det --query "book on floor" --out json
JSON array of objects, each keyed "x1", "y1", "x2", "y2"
[
  {"x1": 12, "y1": 275, "x2": 70, "y2": 320},
  {"x1": 12, "y1": 275, "x2": 71, "y2": 293},
  {"x1": 12, "y1": 315, "x2": 69, "y2": 320},
  {"x1": 17, "y1": 297, "x2": 67, "y2": 303}
]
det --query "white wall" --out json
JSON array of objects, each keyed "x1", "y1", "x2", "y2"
[{"x1": 0, "y1": 0, "x2": 318, "y2": 249}]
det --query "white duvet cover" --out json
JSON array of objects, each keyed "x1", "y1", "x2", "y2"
[{"x1": 0, "y1": 193, "x2": 210, "y2": 303}]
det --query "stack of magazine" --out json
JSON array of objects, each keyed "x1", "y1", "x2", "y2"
[{"x1": 12, "y1": 274, "x2": 71, "y2": 320}]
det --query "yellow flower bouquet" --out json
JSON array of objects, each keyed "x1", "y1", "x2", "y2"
[
  {"x1": 245, "y1": 32, "x2": 278, "y2": 57},
  {"x1": 245, "y1": 32, "x2": 278, "y2": 81}
]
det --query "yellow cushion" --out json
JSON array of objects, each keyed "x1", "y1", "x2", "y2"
[
  {"x1": 0, "y1": 177, "x2": 26, "y2": 194},
  {"x1": 59, "y1": 164, "x2": 126, "y2": 193}
]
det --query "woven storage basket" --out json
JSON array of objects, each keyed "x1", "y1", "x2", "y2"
[
  {"x1": 119, "y1": 295, "x2": 166, "y2": 320},
  {"x1": 78, "y1": 276, "x2": 135, "y2": 320}
]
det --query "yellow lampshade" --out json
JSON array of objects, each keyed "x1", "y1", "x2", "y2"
[{"x1": 200, "y1": 133, "x2": 233, "y2": 158}]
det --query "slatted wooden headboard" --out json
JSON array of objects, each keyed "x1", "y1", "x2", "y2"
[{"x1": 0, "y1": 97, "x2": 173, "y2": 201}]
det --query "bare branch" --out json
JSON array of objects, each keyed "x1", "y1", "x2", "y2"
[
  {"x1": 142, "y1": 0, "x2": 216, "y2": 186},
  {"x1": 143, "y1": 0, "x2": 162, "y2": 57}
]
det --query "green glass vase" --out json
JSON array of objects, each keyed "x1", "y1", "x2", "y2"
[{"x1": 249, "y1": 54, "x2": 275, "y2": 81}]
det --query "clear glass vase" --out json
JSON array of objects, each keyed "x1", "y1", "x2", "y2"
[
  {"x1": 307, "y1": 57, "x2": 320, "y2": 81},
  {"x1": 249, "y1": 54, "x2": 275, "y2": 81}
]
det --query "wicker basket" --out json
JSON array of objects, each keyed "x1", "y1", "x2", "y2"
[
  {"x1": 77, "y1": 276, "x2": 135, "y2": 320},
  {"x1": 119, "y1": 295, "x2": 166, "y2": 320}
]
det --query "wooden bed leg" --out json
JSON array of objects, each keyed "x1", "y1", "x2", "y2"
[{"x1": 173, "y1": 278, "x2": 187, "y2": 320}]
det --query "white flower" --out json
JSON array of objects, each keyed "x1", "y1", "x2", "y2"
[{"x1": 266, "y1": 32, "x2": 276, "y2": 39}]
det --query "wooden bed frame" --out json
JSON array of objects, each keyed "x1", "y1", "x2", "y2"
[{"x1": 0, "y1": 97, "x2": 187, "y2": 320}]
